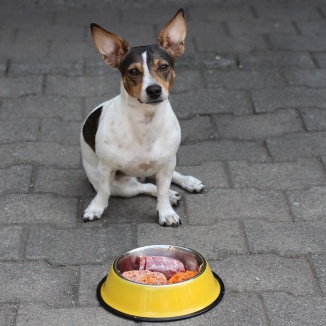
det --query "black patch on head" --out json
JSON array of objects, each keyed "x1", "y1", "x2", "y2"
[
  {"x1": 119, "y1": 44, "x2": 175, "y2": 75},
  {"x1": 82, "y1": 106, "x2": 103, "y2": 152}
]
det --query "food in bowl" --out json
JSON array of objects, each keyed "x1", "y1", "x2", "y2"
[
  {"x1": 122, "y1": 270, "x2": 168, "y2": 285},
  {"x1": 120, "y1": 255, "x2": 200, "y2": 284}
]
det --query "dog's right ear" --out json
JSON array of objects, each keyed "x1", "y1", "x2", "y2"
[{"x1": 90, "y1": 23, "x2": 130, "y2": 68}]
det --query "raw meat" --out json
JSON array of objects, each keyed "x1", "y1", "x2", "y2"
[
  {"x1": 122, "y1": 270, "x2": 167, "y2": 285},
  {"x1": 138, "y1": 256, "x2": 185, "y2": 279}
]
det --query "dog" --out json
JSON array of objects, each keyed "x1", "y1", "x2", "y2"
[{"x1": 81, "y1": 9, "x2": 204, "y2": 226}]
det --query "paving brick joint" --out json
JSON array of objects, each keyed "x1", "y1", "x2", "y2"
[{"x1": 1, "y1": 0, "x2": 326, "y2": 325}]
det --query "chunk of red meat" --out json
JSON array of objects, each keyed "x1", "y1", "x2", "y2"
[{"x1": 138, "y1": 256, "x2": 185, "y2": 279}]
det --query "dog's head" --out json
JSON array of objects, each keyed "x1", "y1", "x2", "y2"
[{"x1": 90, "y1": 9, "x2": 186, "y2": 104}]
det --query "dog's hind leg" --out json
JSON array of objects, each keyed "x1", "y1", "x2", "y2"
[
  {"x1": 111, "y1": 174, "x2": 181, "y2": 206},
  {"x1": 172, "y1": 171, "x2": 204, "y2": 193}
]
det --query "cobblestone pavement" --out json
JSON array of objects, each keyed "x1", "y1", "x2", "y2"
[{"x1": 1, "y1": 0, "x2": 326, "y2": 325}]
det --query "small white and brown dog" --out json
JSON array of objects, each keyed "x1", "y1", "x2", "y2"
[{"x1": 81, "y1": 9, "x2": 204, "y2": 226}]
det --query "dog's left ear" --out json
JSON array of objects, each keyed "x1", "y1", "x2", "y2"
[
  {"x1": 90, "y1": 23, "x2": 130, "y2": 68},
  {"x1": 157, "y1": 8, "x2": 187, "y2": 59}
]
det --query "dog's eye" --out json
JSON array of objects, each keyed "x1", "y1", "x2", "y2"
[
  {"x1": 159, "y1": 64, "x2": 169, "y2": 71},
  {"x1": 128, "y1": 69, "x2": 140, "y2": 76}
]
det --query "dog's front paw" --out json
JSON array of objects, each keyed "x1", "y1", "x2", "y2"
[
  {"x1": 157, "y1": 209, "x2": 181, "y2": 227},
  {"x1": 169, "y1": 190, "x2": 181, "y2": 206},
  {"x1": 83, "y1": 204, "x2": 105, "y2": 223},
  {"x1": 181, "y1": 176, "x2": 204, "y2": 193}
]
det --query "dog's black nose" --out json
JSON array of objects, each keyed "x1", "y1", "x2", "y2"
[{"x1": 146, "y1": 85, "x2": 162, "y2": 99}]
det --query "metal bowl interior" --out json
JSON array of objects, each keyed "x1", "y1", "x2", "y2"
[
  {"x1": 114, "y1": 244, "x2": 205, "y2": 280},
  {"x1": 97, "y1": 245, "x2": 224, "y2": 322}
]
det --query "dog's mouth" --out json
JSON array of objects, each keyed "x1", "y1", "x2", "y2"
[{"x1": 138, "y1": 98, "x2": 164, "y2": 105}]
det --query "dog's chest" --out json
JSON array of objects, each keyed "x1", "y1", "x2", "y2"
[
  {"x1": 100, "y1": 135, "x2": 171, "y2": 176},
  {"x1": 97, "y1": 120, "x2": 179, "y2": 177}
]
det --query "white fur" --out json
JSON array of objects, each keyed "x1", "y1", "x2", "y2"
[{"x1": 81, "y1": 82, "x2": 203, "y2": 225}]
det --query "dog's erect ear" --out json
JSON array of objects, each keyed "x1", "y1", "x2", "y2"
[
  {"x1": 90, "y1": 23, "x2": 130, "y2": 68},
  {"x1": 157, "y1": 9, "x2": 186, "y2": 59}
]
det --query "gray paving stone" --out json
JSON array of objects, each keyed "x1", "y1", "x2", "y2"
[
  {"x1": 310, "y1": 254, "x2": 326, "y2": 294},
  {"x1": 266, "y1": 132, "x2": 326, "y2": 161},
  {"x1": 0, "y1": 226, "x2": 23, "y2": 261},
  {"x1": 254, "y1": 5, "x2": 321, "y2": 20},
  {"x1": 0, "y1": 165, "x2": 32, "y2": 194},
  {"x1": 78, "y1": 263, "x2": 110, "y2": 306},
  {"x1": 285, "y1": 69, "x2": 326, "y2": 88},
  {"x1": 0, "y1": 143, "x2": 80, "y2": 168},
  {"x1": 0, "y1": 262, "x2": 78, "y2": 307},
  {"x1": 185, "y1": 189, "x2": 291, "y2": 223},
  {"x1": 195, "y1": 34, "x2": 267, "y2": 53},
  {"x1": 189, "y1": 5, "x2": 254, "y2": 21},
  {"x1": 177, "y1": 140, "x2": 268, "y2": 165},
  {"x1": 229, "y1": 159, "x2": 326, "y2": 190},
  {"x1": 288, "y1": 187, "x2": 326, "y2": 221},
  {"x1": 179, "y1": 116, "x2": 215, "y2": 143},
  {"x1": 252, "y1": 87, "x2": 326, "y2": 112},
  {"x1": 55, "y1": 8, "x2": 120, "y2": 26},
  {"x1": 46, "y1": 75, "x2": 120, "y2": 97},
  {"x1": 40, "y1": 118, "x2": 80, "y2": 145},
  {"x1": 84, "y1": 59, "x2": 114, "y2": 76},
  {"x1": 212, "y1": 254, "x2": 318, "y2": 295},
  {"x1": 0, "y1": 12, "x2": 54, "y2": 27},
  {"x1": 179, "y1": 52, "x2": 237, "y2": 71},
  {"x1": 0, "y1": 42, "x2": 48, "y2": 59},
  {"x1": 16, "y1": 304, "x2": 136, "y2": 326},
  {"x1": 214, "y1": 110, "x2": 303, "y2": 140},
  {"x1": 137, "y1": 222, "x2": 247, "y2": 259},
  {"x1": 0, "y1": 118, "x2": 39, "y2": 143},
  {"x1": 187, "y1": 21, "x2": 225, "y2": 45},
  {"x1": 34, "y1": 168, "x2": 92, "y2": 196},
  {"x1": 296, "y1": 20, "x2": 326, "y2": 35},
  {"x1": 301, "y1": 108, "x2": 326, "y2": 131},
  {"x1": 49, "y1": 40, "x2": 98, "y2": 59},
  {"x1": 239, "y1": 51, "x2": 315, "y2": 69},
  {"x1": 0, "y1": 304, "x2": 17, "y2": 326},
  {"x1": 228, "y1": 19, "x2": 296, "y2": 35},
  {"x1": 205, "y1": 69, "x2": 286, "y2": 90},
  {"x1": 122, "y1": 7, "x2": 184, "y2": 25},
  {"x1": 0, "y1": 58, "x2": 7, "y2": 76},
  {"x1": 263, "y1": 293, "x2": 326, "y2": 326},
  {"x1": 269, "y1": 35, "x2": 326, "y2": 51},
  {"x1": 8, "y1": 58, "x2": 84, "y2": 76},
  {"x1": 0, "y1": 28, "x2": 15, "y2": 43},
  {"x1": 173, "y1": 70, "x2": 204, "y2": 93},
  {"x1": 15, "y1": 25, "x2": 85, "y2": 42},
  {"x1": 176, "y1": 162, "x2": 229, "y2": 189},
  {"x1": 314, "y1": 53, "x2": 326, "y2": 68},
  {"x1": 26, "y1": 225, "x2": 135, "y2": 265},
  {"x1": 0, "y1": 76, "x2": 43, "y2": 97},
  {"x1": 172, "y1": 89, "x2": 253, "y2": 119},
  {"x1": 1, "y1": 96, "x2": 84, "y2": 121},
  {"x1": 146, "y1": 293, "x2": 266, "y2": 326},
  {"x1": 0, "y1": 194, "x2": 78, "y2": 226},
  {"x1": 245, "y1": 220, "x2": 326, "y2": 255}
]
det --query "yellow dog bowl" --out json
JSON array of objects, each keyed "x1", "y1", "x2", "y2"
[{"x1": 97, "y1": 245, "x2": 224, "y2": 322}]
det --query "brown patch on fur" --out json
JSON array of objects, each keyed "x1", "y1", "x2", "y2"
[
  {"x1": 151, "y1": 56, "x2": 175, "y2": 93},
  {"x1": 139, "y1": 161, "x2": 155, "y2": 171},
  {"x1": 122, "y1": 62, "x2": 144, "y2": 100}
]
